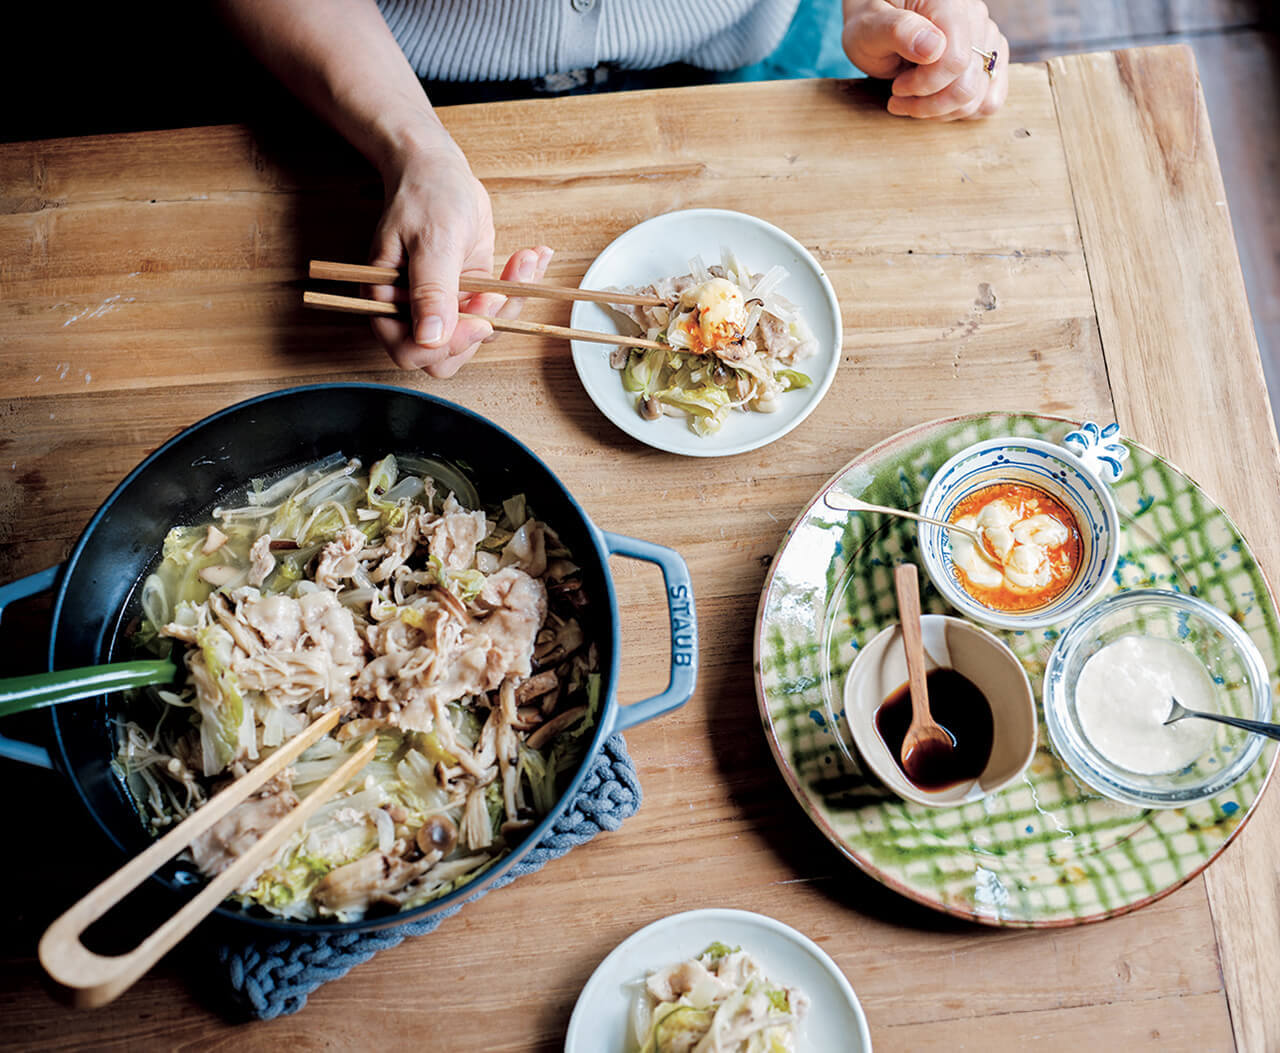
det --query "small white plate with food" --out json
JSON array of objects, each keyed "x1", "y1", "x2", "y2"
[
  {"x1": 571, "y1": 209, "x2": 843, "y2": 457},
  {"x1": 565, "y1": 908, "x2": 872, "y2": 1052}
]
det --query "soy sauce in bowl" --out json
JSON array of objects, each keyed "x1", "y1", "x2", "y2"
[{"x1": 874, "y1": 669, "x2": 994, "y2": 791}]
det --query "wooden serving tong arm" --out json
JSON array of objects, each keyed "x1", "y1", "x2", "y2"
[{"x1": 38, "y1": 708, "x2": 376, "y2": 1008}]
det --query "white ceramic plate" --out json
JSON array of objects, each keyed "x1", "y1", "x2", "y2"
[
  {"x1": 565, "y1": 908, "x2": 872, "y2": 1052},
  {"x1": 570, "y1": 209, "x2": 843, "y2": 457}
]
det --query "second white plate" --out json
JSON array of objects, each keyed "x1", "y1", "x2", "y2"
[
  {"x1": 565, "y1": 908, "x2": 872, "y2": 1052},
  {"x1": 571, "y1": 209, "x2": 843, "y2": 458}
]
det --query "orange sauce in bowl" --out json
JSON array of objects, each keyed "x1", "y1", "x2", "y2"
[{"x1": 948, "y1": 482, "x2": 1082, "y2": 612}]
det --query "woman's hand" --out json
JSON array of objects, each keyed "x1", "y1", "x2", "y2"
[
  {"x1": 842, "y1": 0, "x2": 1009, "y2": 120},
  {"x1": 215, "y1": 0, "x2": 555, "y2": 376},
  {"x1": 368, "y1": 142, "x2": 553, "y2": 377}
]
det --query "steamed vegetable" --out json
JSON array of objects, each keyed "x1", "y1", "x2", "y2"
[
  {"x1": 633, "y1": 942, "x2": 809, "y2": 1053},
  {"x1": 607, "y1": 247, "x2": 818, "y2": 436},
  {"x1": 115, "y1": 453, "x2": 599, "y2": 922}
]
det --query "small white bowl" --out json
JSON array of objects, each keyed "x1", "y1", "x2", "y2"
[
  {"x1": 843, "y1": 614, "x2": 1036, "y2": 807},
  {"x1": 917, "y1": 432, "x2": 1122, "y2": 630}
]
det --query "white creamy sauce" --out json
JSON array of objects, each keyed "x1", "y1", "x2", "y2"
[
  {"x1": 950, "y1": 498, "x2": 1070, "y2": 592},
  {"x1": 1075, "y1": 634, "x2": 1219, "y2": 774}
]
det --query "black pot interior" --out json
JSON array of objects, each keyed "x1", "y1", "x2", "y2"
[{"x1": 48, "y1": 383, "x2": 617, "y2": 930}]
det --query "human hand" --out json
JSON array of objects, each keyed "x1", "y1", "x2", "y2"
[
  {"x1": 368, "y1": 143, "x2": 553, "y2": 377},
  {"x1": 842, "y1": 0, "x2": 1009, "y2": 120}
]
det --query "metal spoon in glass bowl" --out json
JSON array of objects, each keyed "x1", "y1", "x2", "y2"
[{"x1": 1164, "y1": 696, "x2": 1280, "y2": 741}]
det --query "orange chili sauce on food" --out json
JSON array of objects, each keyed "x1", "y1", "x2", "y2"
[
  {"x1": 679, "y1": 308, "x2": 744, "y2": 357},
  {"x1": 948, "y1": 482, "x2": 1082, "y2": 612}
]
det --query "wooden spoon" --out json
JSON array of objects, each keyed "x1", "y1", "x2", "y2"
[
  {"x1": 824, "y1": 493, "x2": 984, "y2": 547},
  {"x1": 893, "y1": 564, "x2": 956, "y2": 781}
]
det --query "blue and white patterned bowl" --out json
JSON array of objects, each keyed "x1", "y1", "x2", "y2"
[{"x1": 918, "y1": 435, "x2": 1121, "y2": 630}]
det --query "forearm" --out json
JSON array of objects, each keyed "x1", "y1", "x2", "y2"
[{"x1": 217, "y1": 0, "x2": 460, "y2": 176}]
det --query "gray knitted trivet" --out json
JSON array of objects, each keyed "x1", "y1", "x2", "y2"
[{"x1": 216, "y1": 733, "x2": 640, "y2": 1020}]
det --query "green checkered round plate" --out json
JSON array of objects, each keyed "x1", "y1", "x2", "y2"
[{"x1": 753, "y1": 413, "x2": 1280, "y2": 926}]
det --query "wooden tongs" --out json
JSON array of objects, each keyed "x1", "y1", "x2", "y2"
[
  {"x1": 39, "y1": 708, "x2": 376, "y2": 1008},
  {"x1": 303, "y1": 259, "x2": 668, "y2": 350}
]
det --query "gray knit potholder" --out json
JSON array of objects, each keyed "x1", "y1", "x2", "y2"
[{"x1": 215, "y1": 733, "x2": 640, "y2": 1020}]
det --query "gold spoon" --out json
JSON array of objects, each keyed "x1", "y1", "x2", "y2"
[
  {"x1": 824, "y1": 492, "x2": 984, "y2": 547},
  {"x1": 893, "y1": 564, "x2": 956, "y2": 780}
]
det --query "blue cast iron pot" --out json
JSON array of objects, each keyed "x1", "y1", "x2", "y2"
[{"x1": 0, "y1": 383, "x2": 697, "y2": 934}]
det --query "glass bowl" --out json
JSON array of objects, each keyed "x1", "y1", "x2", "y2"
[{"x1": 1043, "y1": 589, "x2": 1272, "y2": 808}]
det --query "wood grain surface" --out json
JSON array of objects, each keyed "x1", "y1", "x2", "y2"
[
  {"x1": 1050, "y1": 44, "x2": 1280, "y2": 1053},
  {"x1": 0, "y1": 53, "x2": 1272, "y2": 1051}
]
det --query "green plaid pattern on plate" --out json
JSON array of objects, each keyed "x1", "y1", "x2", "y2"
[{"x1": 754, "y1": 413, "x2": 1280, "y2": 926}]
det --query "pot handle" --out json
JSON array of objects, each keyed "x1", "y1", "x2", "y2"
[
  {"x1": 599, "y1": 531, "x2": 698, "y2": 733},
  {"x1": 0, "y1": 565, "x2": 61, "y2": 769}
]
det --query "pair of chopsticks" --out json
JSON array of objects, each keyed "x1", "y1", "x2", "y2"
[
  {"x1": 39, "y1": 708, "x2": 376, "y2": 1008},
  {"x1": 303, "y1": 259, "x2": 668, "y2": 350}
]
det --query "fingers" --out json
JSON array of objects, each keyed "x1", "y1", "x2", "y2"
[
  {"x1": 369, "y1": 220, "x2": 495, "y2": 375},
  {"x1": 404, "y1": 228, "x2": 465, "y2": 351},
  {"x1": 886, "y1": 2, "x2": 1008, "y2": 120},
  {"x1": 429, "y1": 245, "x2": 554, "y2": 373},
  {"x1": 488, "y1": 245, "x2": 554, "y2": 323},
  {"x1": 890, "y1": 2, "x2": 974, "y2": 100},
  {"x1": 842, "y1": 4, "x2": 946, "y2": 80},
  {"x1": 371, "y1": 245, "x2": 555, "y2": 376}
]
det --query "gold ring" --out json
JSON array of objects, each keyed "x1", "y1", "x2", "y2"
[{"x1": 972, "y1": 46, "x2": 998, "y2": 76}]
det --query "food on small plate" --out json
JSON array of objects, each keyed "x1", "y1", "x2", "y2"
[
  {"x1": 632, "y1": 941, "x2": 809, "y2": 1053},
  {"x1": 1075, "y1": 635, "x2": 1219, "y2": 774},
  {"x1": 606, "y1": 248, "x2": 817, "y2": 436},
  {"x1": 116, "y1": 453, "x2": 600, "y2": 922},
  {"x1": 947, "y1": 482, "x2": 1081, "y2": 611}
]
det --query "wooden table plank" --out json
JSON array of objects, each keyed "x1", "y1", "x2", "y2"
[
  {"x1": 1049, "y1": 44, "x2": 1280, "y2": 1053},
  {"x1": 0, "y1": 77, "x2": 1093, "y2": 401}
]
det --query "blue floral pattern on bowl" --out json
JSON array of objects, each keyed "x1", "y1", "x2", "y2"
[{"x1": 1063, "y1": 421, "x2": 1129, "y2": 483}]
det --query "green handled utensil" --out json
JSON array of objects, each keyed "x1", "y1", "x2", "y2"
[{"x1": 0, "y1": 659, "x2": 177, "y2": 719}]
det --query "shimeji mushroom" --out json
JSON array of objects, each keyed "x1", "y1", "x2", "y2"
[{"x1": 415, "y1": 814, "x2": 459, "y2": 857}]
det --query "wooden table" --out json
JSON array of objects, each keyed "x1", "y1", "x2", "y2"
[{"x1": 1, "y1": 43, "x2": 1276, "y2": 1052}]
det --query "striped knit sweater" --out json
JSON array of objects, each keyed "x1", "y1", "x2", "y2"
[{"x1": 376, "y1": 0, "x2": 802, "y2": 80}]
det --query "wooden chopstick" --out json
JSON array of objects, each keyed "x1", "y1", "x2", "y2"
[
  {"x1": 39, "y1": 708, "x2": 377, "y2": 1008},
  {"x1": 302, "y1": 289, "x2": 666, "y2": 351},
  {"x1": 309, "y1": 259, "x2": 667, "y2": 308}
]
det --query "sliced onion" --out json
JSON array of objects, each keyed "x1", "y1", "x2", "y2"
[
  {"x1": 761, "y1": 294, "x2": 796, "y2": 323},
  {"x1": 140, "y1": 573, "x2": 170, "y2": 632},
  {"x1": 750, "y1": 265, "x2": 789, "y2": 300},
  {"x1": 382, "y1": 476, "x2": 426, "y2": 504},
  {"x1": 338, "y1": 586, "x2": 378, "y2": 607},
  {"x1": 666, "y1": 321, "x2": 693, "y2": 350},
  {"x1": 373, "y1": 807, "x2": 396, "y2": 852}
]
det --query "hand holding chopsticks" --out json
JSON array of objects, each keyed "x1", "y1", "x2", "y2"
[
  {"x1": 38, "y1": 709, "x2": 377, "y2": 1008},
  {"x1": 305, "y1": 259, "x2": 667, "y2": 352}
]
